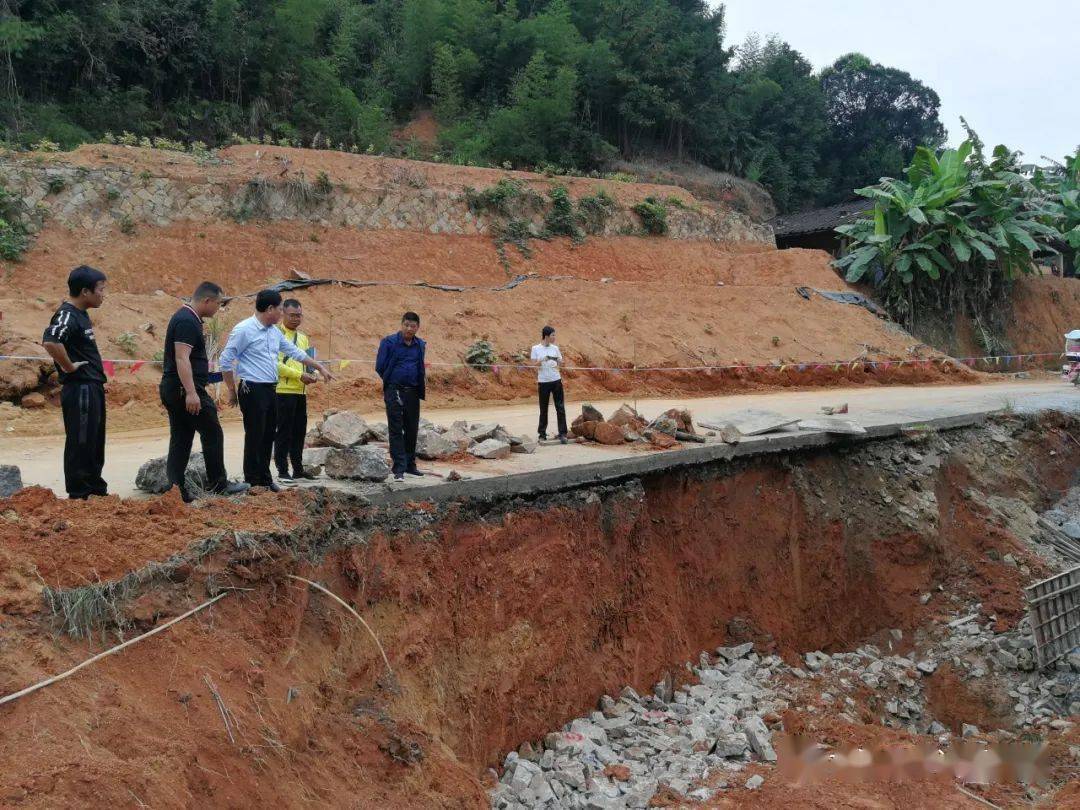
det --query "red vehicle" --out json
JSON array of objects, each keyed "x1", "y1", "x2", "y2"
[{"x1": 1064, "y1": 330, "x2": 1080, "y2": 385}]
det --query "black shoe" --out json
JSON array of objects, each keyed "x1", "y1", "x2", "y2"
[
  {"x1": 278, "y1": 471, "x2": 294, "y2": 482},
  {"x1": 538, "y1": 434, "x2": 547, "y2": 442},
  {"x1": 405, "y1": 467, "x2": 424, "y2": 477},
  {"x1": 267, "y1": 482, "x2": 282, "y2": 493},
  {"x1": 393, "y1": 473, "x2": 404, "y2": 481},
  {"x1": 223, "y1": 481, "x2": 250, "y2": 496},
  {"x1": 559, "y1": 435, "x2": 568, "y2": 445},
  {"x1": 294, "y1": 469, "x2": 317, "y2": 480}
]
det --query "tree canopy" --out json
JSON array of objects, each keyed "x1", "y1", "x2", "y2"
[{"x1": 0, "y1": 1, "x2": 949, "y2": 212}]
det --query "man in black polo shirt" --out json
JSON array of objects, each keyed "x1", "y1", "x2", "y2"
[
  {"x1": 41, "y1": 265, "x2": 109, "y2": 499},
  {"x1": 160, "y1": 282, "x2": 249, "y2": 502}
]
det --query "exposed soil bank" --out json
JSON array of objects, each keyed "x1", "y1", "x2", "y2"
[{"x1": 0, "y1": 413, "x2": 1077, "y2": 807}]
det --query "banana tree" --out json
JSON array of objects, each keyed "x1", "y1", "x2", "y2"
[
  {"x1": 833, "y1": 136, "x2": 1062, "y2": 327},
  {"x1": 1039, "y1": 150, "x2": 1080, "y2": 273}
]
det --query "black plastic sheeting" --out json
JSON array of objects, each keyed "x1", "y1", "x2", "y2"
[
  {"x1": 795, "y1": 286, "x2": 887, "y2": 318},
  {"x1": 224, "y1": 273, "x2": 535, "y2": 302}
]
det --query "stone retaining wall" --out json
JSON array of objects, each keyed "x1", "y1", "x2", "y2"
[{"x1": 0, "y1": 156, "x2": 774, "y2": 245}]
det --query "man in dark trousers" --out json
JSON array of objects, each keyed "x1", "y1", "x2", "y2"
[
  {"x1": 159, "y1": 282, "x2": 249, "y2": 503},
  {"x1": 274, "y1": 299, "x2": 318, "y2": 481},
  {"x1": 41, "y1": 265, "x2": 109, "y2": 499},
  {"x1": 220, "y1": 289, "x2": 333, "y2": 491},
  {"x1": 375, "y1": 312, "x2": 426, "y2": 481}
]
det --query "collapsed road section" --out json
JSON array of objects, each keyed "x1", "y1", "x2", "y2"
[{"x1": 1, "y1": 410, "x2": 1079, "y2": 808}]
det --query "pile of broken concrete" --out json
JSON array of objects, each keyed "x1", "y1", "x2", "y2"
[
  {"x1": 303, "y1": 410, "x2": 537, "y2": 480},
  {"x1": 571, "y1": 404, "x2": 697, "y2": 450}
]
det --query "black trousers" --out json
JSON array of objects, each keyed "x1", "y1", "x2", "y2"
[
  {"x1": 238, "y1": 382, "x2": 278, "y2": 486},
  {"x1": 160, "y1": 379, "x2": 228, "y2": 499},
  {"x1": 274, "y1": 393, "x2": 308, "y2": 476},
  {"x1": 538, "y1": 380, "x2": 568, "y2": 439},
  {"x1": 60, "y1": 381, "x2": 108, "y2": 499},
  {"x1": 384, "y1": 384, "x2": 420, "y2": 476}
]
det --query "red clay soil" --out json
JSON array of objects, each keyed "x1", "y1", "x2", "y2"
[
  {"x1": 0, "y1": 217, "x2": 972, "y2": 435},
  {"x1": 0, "y1": 417, "x2": 1076, "y2": 807},
  {"x1": 0, "y1": 486, "x2": 303, "y2": 594},
  {"x1": 1008, "y1": 275, "x2": 1080, "y2": 354}
]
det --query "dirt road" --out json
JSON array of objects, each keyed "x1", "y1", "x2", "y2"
[{"x1": 2, "y1": 379, "x2": 1074, "y2": 498}]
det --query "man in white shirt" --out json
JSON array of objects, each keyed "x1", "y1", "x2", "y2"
[
  {"x1": 531, "y1": 325, "x2": 568, "y2": 444},
  {"x1": 219, "y1": 289, "x2": 333, "y2": 490}
]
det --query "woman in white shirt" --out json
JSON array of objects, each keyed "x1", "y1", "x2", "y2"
[{"x1": 531, "y1": 325, "x2": 568, "y2": 443}]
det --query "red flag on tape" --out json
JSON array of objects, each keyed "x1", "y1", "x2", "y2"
[
  {"x1": 102, "y1": 360, "x2": 116, "y2": 378},
  {"x1": 129, "y1": 361, "x2": 145, "y2": 374}
]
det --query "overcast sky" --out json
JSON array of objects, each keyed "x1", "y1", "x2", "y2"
[{"x1": 722, "y1": 1, "x2": 1078, "y2": 164}]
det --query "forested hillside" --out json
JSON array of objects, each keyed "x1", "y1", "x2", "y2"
[{"x1": 1, "y1": 0, "x2": 946, "y2": 212}]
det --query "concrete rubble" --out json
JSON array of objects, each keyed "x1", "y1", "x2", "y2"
[
  {"x1": 491, "y1": 468, "x2": 1080, "y2": 808},
  {"x1": 0, "y1": 465, "x2": 23, "y2": 498},
  {"x1": 323, "y1": 446, "x2": 391, "y2": 481},
  {"x1": 135, "y1": 452, "x2": 208, "y2": 494}
]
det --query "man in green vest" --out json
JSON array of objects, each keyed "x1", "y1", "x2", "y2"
[{"x1": 274, "y1": 299, "x2": 318, "y2": 481}]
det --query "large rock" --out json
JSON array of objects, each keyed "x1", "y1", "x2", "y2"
[
  {"x1": 0, "y1": 465, "x2": 23, "y2": 498},
  {"x1": 443, "y1": 425, "x2": 472, "y2": 451},
  {"x1": 469, "y1": 438, "x2": 512, "y2": 460},
  {"x1": 1063, "y1": 521, "x2": 1080, "y2": 541},
  {"x1": 594, "y1": 422, "x2": 628, "y2": 445},
  {"x1": 466, "y1": 422, "x2": 499, "y2": 442},
  {"x1": 571, "y1": 415, "x2": 599, "y2": 440},
  {"x1": 20, "y1": 392, "x2": 46, "y2": 409},
  {"x1": 319, "y1": 411, "x2": 368, "y2": 447},
  {"x1": 741, "y1": 716, "x2": 776, "y2": 762},
  {"x1": 651, "y1": 416, "x2": 679, "y2": 436},
  {"x1": 609, "y1": 404, "x2": 645, "y2": 431},
  {"x1": 364, "y1": 422, "x2": 389, "y2": 443},
  {"x1": 581, "y1": 404, "x2": 605, "y2": 423},
  {"x1": 0, "y1": 340, "x2": 48, "y2": 399},
  {"x1": 663, "y1": 408, "x2": 695, "y2": 434},
  {"x1": 324, "y1": 446, "x2": 389, "y2": 481},
  {"x1": 135, "y1": 453, "x2": 208, "y2": 494},
  {"x1": 416, "y1": 429, "x2": 458, "y2": 460},
  {"x1": 302, "y1": 447, "x2": 333, "y2": 472},
  {"x1": 510, "y1": 436, "x2": 538, "y2": 454}
]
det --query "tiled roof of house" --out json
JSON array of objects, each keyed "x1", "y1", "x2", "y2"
[{"x1": 769, "y1": 199, "x2": 874, "y2": 237}]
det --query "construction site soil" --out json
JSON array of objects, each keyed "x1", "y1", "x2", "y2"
[
  {"x1": 2, "y1": 145, "x2": 1074, "y2": 437},
  {"x1": 0, "y1": 413, "x2": 1078, "y2": 808},
  {"x1": 1, "y1": 218, "x2": 982, "y2": 436}
]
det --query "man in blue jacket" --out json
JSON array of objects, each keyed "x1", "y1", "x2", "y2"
[{"x1": 375, "y1": 311, "x2": 426, "y2": 481}]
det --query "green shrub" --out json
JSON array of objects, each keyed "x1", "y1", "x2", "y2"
[
  {"x1": 314, "y1": 171, "x2": 333, "y2": 196},
  {"x1": 0, "y1": 220, "x2": 29, "y2": 261},
  {"x1": 0, "y1": 186, "x2": 29, "y2": 261},
  {"x1": 577, "y1": 188, "x2": 617, "y2": 234},
  {"x1": 632, "y1": 196, "x2": 668, "y2": 235},
  {"x1": 543, "y1": 185, "x2": 581, "y2": 240},
  {"x1": 118, "y1": 215, "x2": 136, "y2": 235},
  {"x1": 116, "y1": 331, "x2": 139, "y2": 356},
  {"x1": 46, "y1": 176, "x2": 67, "y2": 195},
  {"x1": 465, "y1": 339, "x2": 497, "y2": 370},
  {"x1": 465, "y1": 178, "x2": 542, "y2": 216}
]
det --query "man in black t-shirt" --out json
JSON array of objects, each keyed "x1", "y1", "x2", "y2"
[
  {"x1": 41, "y1": 265, "x2": 109, "y2": 499},
  {"x1": 160, "y1": 281, "x2": 249, "y2": 502}
]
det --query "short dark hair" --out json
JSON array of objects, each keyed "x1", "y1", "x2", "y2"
[
  {"x1": 402, "y1": 311, "x2": 420, "y2": 324},
  {"x1": 542, "y1": 325, "x2": 555, "y2": 338},
  {"x1": 282, "y1": 298, "x2": 302, "y2": 310},
  {"x1": 255, "y1": 289, "x2": 283, "y2": 312},
  {"x1": 192, "y1": 281, "x2": 223, "y2": 301},
  {"x1": 68, "y1": 265, "x2": 107, "y2": 298}
]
